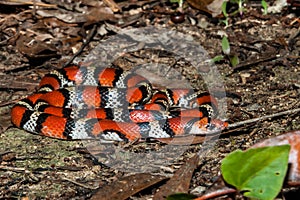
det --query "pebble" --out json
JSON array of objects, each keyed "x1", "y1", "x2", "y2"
[{"x1": 171, "y1": 12, "x2": 185, "y2": 23}]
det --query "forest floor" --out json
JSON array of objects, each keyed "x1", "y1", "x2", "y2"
[{"x1": 0, "y1": 0, "x2": 299, "y2": 199}]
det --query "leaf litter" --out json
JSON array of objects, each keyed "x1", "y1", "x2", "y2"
[{"x1": 0, "y1": 0, "x2": 300, "y2": 199}]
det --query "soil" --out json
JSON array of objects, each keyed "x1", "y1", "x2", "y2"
[{"x1": 0, "y1": 0, "x2": 299, "y2": 199}]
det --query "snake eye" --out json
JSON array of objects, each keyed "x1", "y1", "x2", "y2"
[{"x1": 207, "y1": 123, "x2": 216, "y2": 130}]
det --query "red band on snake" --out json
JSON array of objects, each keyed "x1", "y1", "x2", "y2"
[{"x1": 11, "y1": 64, "x2": 228, "y2": 142}]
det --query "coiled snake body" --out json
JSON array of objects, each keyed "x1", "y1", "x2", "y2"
[{"x1": 11, "y1": 64, "x2": 228, "y2": 141}]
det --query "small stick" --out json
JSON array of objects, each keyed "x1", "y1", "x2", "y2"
[
  {"x1": 61, "y1": 177, "x2": 98, "y2": 190},
  {"x1": 64, "y1": 24, "x2": 98, "y2": 67},
  {"x1": 9, "y1": 0, "x2": 57, "y2": 7},
  {"x1": 232, "y1": 54, "x2": 279, "y2": 72},
  {"x1": 103, "y1": 0, "x2": 121, "y2": 12},
  {"x1": 228, "y1": 107, "x2": 300, "y2": 129},
  {"x1": 0, "y1": 165, "x2": 30, "y2": 173},
  {"x1": 194, "y1": 187, "x2": 237, "y2": 200}
]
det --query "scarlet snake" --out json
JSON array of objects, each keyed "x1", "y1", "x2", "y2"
[{"x1": 11, "y1": 64, "x2": 228, "y2": 142}]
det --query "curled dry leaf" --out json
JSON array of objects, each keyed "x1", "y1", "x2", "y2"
[
  {"x1": 103, "y1": 0, "x2": 121, "y2": 12},
  {"x1": 16, "y1": 35, "x2": 59, "y2": 59},
  {"x1": 0, "y1": 0, "x2": 56, "y2": 7},
  {"x1": 186, "y1": 0, "x2": 226, "y2": 17},
  {"x1": 36, "y1": 9, "x2": 87, "y2": 24},
  {"x1": 84, "y1": 7, "x2": 115, "y2": 26},
  {"x1": 252, "y1": 130, "x2": 300, "y2": 186},
  {"x1": 91, "y1": 173, "x2": 167, "y2": 200},
  {"x1": 153, "y1": 155, "x2": 199, "y2": 200},
  {"x1": 36, "y1": 4, "x2": 114, "y2": 24}
]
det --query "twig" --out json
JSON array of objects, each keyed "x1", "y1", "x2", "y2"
[
  {"x1": 8, "y1": 0, "x2": 57, "y2": 7},
  {"x1": 61, "y1": 177, "x2": 98, "y2": 190},
  {"x1": 228, "y1": 107, "x2": 300, "y2": 129},
  {"x1": 232, "y1": 53, "x2": 280, "y2": 72},
  {"x1": 64, "y1": 24, "x2": 98, "y2": 67},
  {"x1": 288, "y1": 26, "x2": 300, "y2": 49},
  {"x1": 0, "y1": 78, "x2": 38, "y2": 90},
  {"x1": 0, "y1": 165, "x2": 30, "y2": 173},
  {"x1": 32, "y1": 0, "x2": 36, "y2": 18},
  {"x1": 103, "y1": 0, "x2": 121, "y2": 12},
  {"x1": 0, "y1": 97, "x2": 21, "y2": 107},
  {"x1": 194, "y1": 187, "x2": 237, "y2": 200}
]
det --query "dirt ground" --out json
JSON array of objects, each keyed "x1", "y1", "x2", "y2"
[{"x1": 0, "y1": 0, "x2": 300, "y2": 199}]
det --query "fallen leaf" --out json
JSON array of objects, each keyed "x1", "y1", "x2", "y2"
[
  {"x1": 36, "y1": 9, "x2": 87, "y2": 24},
  {"x1": 187, "y1": 0, "x2": 226, "y2": 17},
  {"x1": 153, "y1": 155, "x2": 199, "y2": 200},
  {"x1": 156, "y1": 135, "x2": 218, "y2": 145},
  {"x1": 103, "y1": 0, "x2": 121, "y2": 12},
  {"x1": 36, "y1": 5, "x2": 114, "y2": 25},
  {"x1": 91, "y1": 173, "x2": 167, "y2": 200},
  {"x1": 252, "y1": 131, "x2": 300, "y2": 186},
  {"x1": 194, "y1": 131, "x2": 300, "y2": 200},
  {"x1": 16, "y1": 35, "x2": 59, "y2": 59},
  {"x1": 0, "y1": 0, "x2": 56, "y2": 7},
  {"x1": 221, "y1": 145, "x2": 290, "y2": 200},
  {"x1": 84, "y1": 6, "x2": 115, "y2": 26},
  {"x1": 1, "y1": 152, "x2": 16, "y2": 162}
]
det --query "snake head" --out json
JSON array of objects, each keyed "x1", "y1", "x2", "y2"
[
  {"x1": 207, "y1": 119, "x2": 228, "y2": 132},
  {"x1": 190, "y1": 117, "x2": 228, "y2": 135}
]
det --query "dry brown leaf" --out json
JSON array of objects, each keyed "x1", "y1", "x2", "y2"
[
  {"x1": 103, "y1": 0, "x2": 121, "y2": 12},
  {"x1": 36, "y1": 5, "x2": 114, "y2": 25},
  {"x1": 16, "y1": 35, "x2": 59, "y2": 59},
  {"x1": 156, "y1": 135, "x2": 216, "y2": 145},
  {"x1": 153, "y1": 154, "x2": 199, "y2": 200},
  {"x1": 43, "y1": 17, "x2": 78, "y2": 28},
  {"x1": 84, "y1": 7, "x2": 115, "y2": 26},
  {"x1": 187, "y1": 0, "x2": 226, "y2": 17},
  {"x1": 91, "y1": 173, "x2": 167, "y2": 200},
  {"x1": 36, "y1": 9, "x2": 87, "y2": 24},
  {"x1": 252, "y1": 131, "x2": 300, "y2": 186},
  {"x1": 0, "y1": 0, "x2": 56, "y2": 7}
]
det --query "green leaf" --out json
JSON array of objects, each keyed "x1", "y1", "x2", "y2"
[
  {"x1": 221, "y1": 19, "x2": 229, "y2": 27},
  {"x1": 221, "y1": 145, "x2": 290, "y2": 200},
  {"x1": 221, "y1": 1, "x2": 228, "y2": 17},
  {"x1": 170, "y1": 0, "x2": 183, "y2": 7},
  {"x1": 166, "y1": 193, "x2": 197, "y2": 200},
  {"x1": 261, "y1": 0, "x2": 268, "y2": 15},
  {"x1": 221, "y1": 36, "x2": 230, "y2": 55},
  {"x1": 237, "y1": 0, "x2": 244, "y2": 15},
  {"x1": 230, "y1": 55, "x2": 239, "y2": 67},
  {"x1": 211, "y1": 55, "x2": 224, "y2": 63}
]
